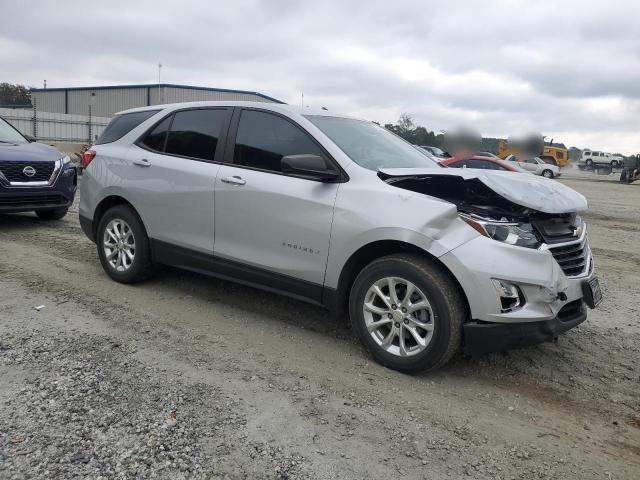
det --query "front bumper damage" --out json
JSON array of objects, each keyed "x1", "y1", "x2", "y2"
[
  {"x1": 440, "y1": 231, "x2": 596, "y2": 355},
  {"x1": 462, "y1": 300, "x2": 586, "y2": 355}
]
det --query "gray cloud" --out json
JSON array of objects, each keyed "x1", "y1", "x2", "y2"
[{"x1": 1, "y1": 0, "x2": 639, "y2": 153}]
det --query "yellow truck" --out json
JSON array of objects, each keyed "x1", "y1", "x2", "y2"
[{"x1": 497, "y1": 139, "x2": 570, "y2": 167}]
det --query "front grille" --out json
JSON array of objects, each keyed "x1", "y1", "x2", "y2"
[
  {"x1": 0, "y1": 160, "x2": 56, "y2": 182},
  {"x1": 0, "y1": 194, "x2": 66, "y2": 206},
  {"x1": 548, "y1": 237, "x2": 589, "y2": 277}
]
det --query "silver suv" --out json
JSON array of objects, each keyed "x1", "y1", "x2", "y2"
[{"x1": 80, "y1": 102, "x2": 601, "y2": 373}]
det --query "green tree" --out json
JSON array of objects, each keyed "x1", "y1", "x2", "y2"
[
  {"x1": 0, "y1": 83, "x2": 32, "y2": 106},
  {"x1": 384, "y1": 113, "x2": 443, "y2": 148}
]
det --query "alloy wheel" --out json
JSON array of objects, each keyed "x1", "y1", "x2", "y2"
[
  {"x1": 103, "y1": 219, "x2": 136, "y2": 272},
  {"x1": 362, "y1": 277, "x2": 435, "y2": 357}
]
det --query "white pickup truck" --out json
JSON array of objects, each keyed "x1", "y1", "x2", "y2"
[{"x1": 581, "y1": 150, "x2": 624, "y2": 167}]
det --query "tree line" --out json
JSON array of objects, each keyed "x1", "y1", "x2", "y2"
[{"x1": 0, "y1": 83, "x2": 32, "y2": 106}]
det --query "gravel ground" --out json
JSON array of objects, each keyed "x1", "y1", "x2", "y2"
[{"x1": 0, "y1": 173, "x2": 639, "y2": 479}]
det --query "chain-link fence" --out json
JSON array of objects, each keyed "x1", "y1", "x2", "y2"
[{"x1": 0, "y1": 102, "x2": 110, "y2": 144}]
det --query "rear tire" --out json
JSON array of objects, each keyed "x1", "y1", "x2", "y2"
[
  {"x1": 35, "y1": 207, "x2": 68, "y2": 220},
  {"x1": 542, "y1": 169, "x2": 554, "y2": 178},
  {"x1": 585, "y1": 159, "x2": 593, "y2": 168},
  {"x1": 349, "y1": 254, "x2": 465, "y2": 373},
  {"x1": 96, "y1": 205, "x2": 155, "y2": 283}
]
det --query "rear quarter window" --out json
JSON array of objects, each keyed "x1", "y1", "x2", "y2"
[{"x1": 96, "y1": 110, "x2": 160, "y2": 145}]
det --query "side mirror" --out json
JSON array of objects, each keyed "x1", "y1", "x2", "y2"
[
  {"x1": 281, "y1": 154, "x2": 340, "y2": 182},
  {"x1": 23, "y1": 134, "x2": 36, "y2": 143}
]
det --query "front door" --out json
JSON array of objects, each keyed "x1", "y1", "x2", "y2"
[
  {"x1": 213, "y1": 109, "x2": 340, "y2": 301},
  {"x1": 521, "y1": 158, "x2": 539, "y2": 173},
  {"x1": 126, "y1": 107, "x2": 231, "y2": 253}
]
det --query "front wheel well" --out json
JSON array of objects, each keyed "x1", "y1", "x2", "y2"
[{"x1": 330, "y1": 240, "x2": 470, "y2": 321}]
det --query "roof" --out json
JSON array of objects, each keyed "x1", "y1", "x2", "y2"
[
  {"x1": 115, "y1": 100, "x2": 358, "y2": 120},
  {"x1": 30, "y1": 83, "x2": 283, "y2": 104}
]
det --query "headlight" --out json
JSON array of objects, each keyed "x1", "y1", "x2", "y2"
[{"x1": 461, "y1": 215, "x2": 541, "y2": 249}]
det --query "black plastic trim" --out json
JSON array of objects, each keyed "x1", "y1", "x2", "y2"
[
  {"x1": 0, "y1": 198, "x2": 72, "y2": 213},
  {"x1": 79, "y1": 214, "x2": 94, "y2": 242},
  {"x1": 149, "y1": 239, "x2": 325, "y2": 305},
  {"x1": 462, "y1": 302, "x2": 587, "y2": 356}
]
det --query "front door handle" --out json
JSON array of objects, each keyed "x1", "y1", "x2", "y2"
[
  {"x1": 133, "y1": 158, "x2": 151, "y2": 167},
  {"x1": 221, "y1": 175, "x2": 246, "y2": 186}
]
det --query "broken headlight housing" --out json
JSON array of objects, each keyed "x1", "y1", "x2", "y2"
[{"x1": 461, "y1": 215, "x2": 542, "y2": 249}]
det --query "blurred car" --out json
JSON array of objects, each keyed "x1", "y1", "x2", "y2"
[
  {"x1": 419, "y1": 145, "x2": 451, "y2": 158},
  {"x1": 441, "y1": 155, "x2": 532, "y2": 173},
  {"x1": 504, "y1": 154, "x2": 561, "y2": 178}
]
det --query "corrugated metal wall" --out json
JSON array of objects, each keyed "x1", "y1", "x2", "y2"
[
  {"x1": 155, "y1": 87, "x2": 273, "y2": 104},
  {"x1": 0, "y1": 107, "x2": 110, "y2": 143},
  {"x1": 32, "y1": 86, "x2": 278, "y2": 116},
  {"x1": 67, "y1": 88, "x2": 148, "y2": 116},
  {"x1": 32, "y1": 90, "x2": 65, "y2": 114}
]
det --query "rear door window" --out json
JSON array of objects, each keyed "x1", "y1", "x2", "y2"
[
  {"x1": 140, "y1": 115, "x2": 172, "y2": 152},
  {"x1": 96, "y1": 110, "x2": 159, "y2": 145},
  {"x1": 164, "y1": 109, "x2": 228, "y2": 161}
]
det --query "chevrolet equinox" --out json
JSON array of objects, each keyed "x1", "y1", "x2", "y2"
[{"x1": 79, "y1": 102, "x2": 601, "y2": 373}]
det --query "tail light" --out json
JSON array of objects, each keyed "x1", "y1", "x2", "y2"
[{"x1": 81, "y1": 149, "x2": 96, "y2": 168}]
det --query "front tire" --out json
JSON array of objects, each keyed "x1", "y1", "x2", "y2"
[
  {"x1": 36, "y1": 207, "x2": 68, "y2": 220},
  {"x1": 542, "y1": 169, "x2": 554, "y2": 178},
  {"x1": 349, "y1": 254, "x2": 465, "y2": 373},
  {"x1": 96, "y1": 205, "x2": 155, "y2": 283}
]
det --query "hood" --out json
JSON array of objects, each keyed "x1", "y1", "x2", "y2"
[
  {"x1": 378, "y1": 168, "x2": 587, "y2": 214},
  {"x1": 0, "y1": 141, "x2": 63, "y2": 163}
]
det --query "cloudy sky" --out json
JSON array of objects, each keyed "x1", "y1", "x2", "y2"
[{"x1": 2, "y1": 0, "x2": 639, "y2": 153}]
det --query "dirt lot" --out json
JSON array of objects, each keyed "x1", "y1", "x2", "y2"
[{"x1": 1, "y1": 174, "x2": 639, "y2": 479}]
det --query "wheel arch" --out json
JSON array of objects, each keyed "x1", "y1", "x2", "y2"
[
  {"x1": 92, "y1": 195, "x2": 141, "y2": 241},
  {"x1": 326, "y1": 239, "x2": 470, "y2": 321}
]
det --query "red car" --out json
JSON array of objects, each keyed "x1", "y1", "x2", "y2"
[{"x1": 440, "y1": 155, "x2": 525, "y2": 172}]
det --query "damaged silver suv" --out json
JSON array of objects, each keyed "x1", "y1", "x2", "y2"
[{"x1": 79, "y1": 102, "x2": 601, "y2": 373}]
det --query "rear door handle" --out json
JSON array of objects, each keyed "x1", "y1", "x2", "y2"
[
  {"x1": 221, "y1": 175, "x2": 246, "y2": 186},
  {"x1": 133, "y1": 158, "x2": 151, "y2": 167}
]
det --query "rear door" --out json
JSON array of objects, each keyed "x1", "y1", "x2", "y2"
[
  {"x1": 213, "y1": 108, "x2": 341, "y2": 300},
  {"x1": 127, "y1": 107, "x2": 231, "y2": 253}
]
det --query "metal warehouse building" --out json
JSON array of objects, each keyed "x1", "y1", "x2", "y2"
[{"x1": 30, "y1": 84, "x2": 283, "y2": 117}]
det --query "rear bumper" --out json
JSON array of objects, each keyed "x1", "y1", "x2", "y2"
[
  {"x1": 79, "y1": 213, "x2": 95, "y2": 242},
  {"x1": 462, "y1": 300, "x2": 586, "y2": 355}
]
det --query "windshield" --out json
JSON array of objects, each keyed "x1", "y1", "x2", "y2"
[
  {"x1": 0, "y1": 117, "x2": 27, "y2": 144},
  {"x1": 305, "y1": 115, "x2": 439, "y2": 170}
]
